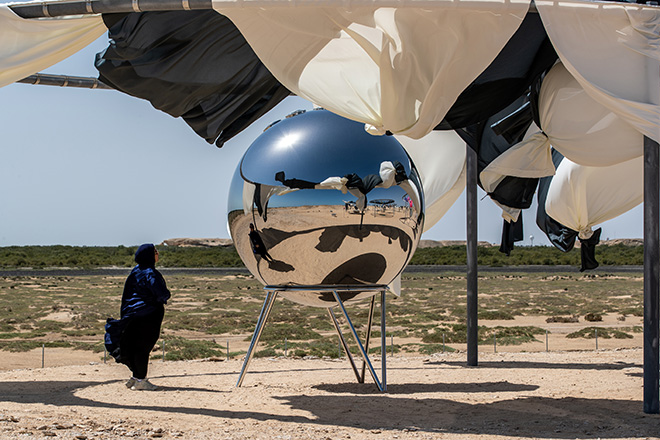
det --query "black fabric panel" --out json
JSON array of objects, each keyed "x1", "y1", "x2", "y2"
[
  {"x1": 499, "y1": 216, "x2": 524, "y2": 256},
  {"x1": 343, "y1": 173, "x2": 383, "y2": 195},
  {"x1": 96, "y1": 10, "x2": 291, "y2": 148},
  {"x1": 579, "y1": 227, "x2": 601, "y2": 272},
  {"x1": 437, "y1": 12, "x2": 557, "y2": 130},
  {"x1": 490, "y1": 176, "x2": 539, "y2": 210},
  {"x1": 536, "y1": 149, "x2": 578, "y2": 252},
  {"x1": 274, "y1": 171, "x2": 317, "y2": 189},
  {"x1": 455, "y1": 95, "x2": 533, "y2": 175}
]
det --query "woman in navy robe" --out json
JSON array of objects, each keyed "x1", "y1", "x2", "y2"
[{"x1": 105, "y1": 243, "x2": 170, "y2": 391}]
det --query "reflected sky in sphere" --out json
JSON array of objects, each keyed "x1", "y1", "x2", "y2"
[{"x1": 240, "y1": 108, "x2": 412, "y2": 187}]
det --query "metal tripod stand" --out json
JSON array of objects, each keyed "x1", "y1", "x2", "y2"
[{"x1": 236, "y1": 284, "x2": 389, "y2": 391}]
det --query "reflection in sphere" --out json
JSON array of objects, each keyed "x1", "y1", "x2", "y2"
[{"x1": 227, "y1": 109, "x2": 424, "y2": 306}]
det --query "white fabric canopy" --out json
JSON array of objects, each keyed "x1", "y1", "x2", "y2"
[
  {"x1": 537, "y1": 61, "x2": 644, "y2": 167},
  {"x1": 0, "y1": 3, "x2": 104, "y2": 88},
  {"x1": 537, "y1": 0, "x2": 660, "y2": 142},
  {"x1": 396, "y1": 131, "x2": 466, "y2": 232},
  {"x1": 546, "y1": 155, "x2": 643, "y2": 239},
  {"x1": 215, "y1": 0, "x2": 531, "y2": 139}
]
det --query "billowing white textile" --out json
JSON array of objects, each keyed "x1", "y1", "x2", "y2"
[
  {"x1": 480, "y1": 131, "x2": 555, "y2": 194},
  {"x1": 545, "y1": 156, "x2": 643, "y2": 238},
  {"x1": 0, "y1": 4, "x2": 104, "y2": 88},
  {"x1": 477, "y1": 122, "x2": 553, "y2": 222},
  {"x1": 537, "y1": 0, "x2": 660, "y2": 142},
  {"x1": 537, "y1": 62, "x2": 644, "y2": 166},
  {"x1": 396, "y1": 131, "x2": 466, "y2": 231},
  {"x1": 215, "y1": 0, "x2": 531, "y2": 139}
]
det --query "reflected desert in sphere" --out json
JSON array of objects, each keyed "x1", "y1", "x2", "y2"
[{"x1": 227, "y1": 109, "x2": 424, "y2": 306}]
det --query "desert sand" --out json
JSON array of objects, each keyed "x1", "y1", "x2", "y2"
[{"x1": 0, "y1": 346, "x2": 658, "y2": 440}]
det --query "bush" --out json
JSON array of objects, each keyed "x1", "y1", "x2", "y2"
[{"x1": 584, "y1": 313, "x2": 603, "y2": 322}]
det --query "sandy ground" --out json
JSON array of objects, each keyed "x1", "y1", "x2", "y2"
[{"x1": 0, "y1": 347, "x2": 658, "y2": 440}]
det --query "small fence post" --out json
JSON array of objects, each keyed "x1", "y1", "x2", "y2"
[
  {"x1": 390, "y1": 334, "x2": 394, "y2": 357},
  {"x1": 285, "y1": 338, "x2": 288, "y2": 357},
  {"x1": 41, "y1": 344, "x2": 45, "y2": 368},
  {"x1": 104, "y1": 341, "x2": 107, "y2": 363},
  {"x1": 162, "y1": 340, "x2": 165, "y2": 362},
  {"x1": 595, "y1": 329, "x2": 598, "y2": 350},
  {"x1": 226, "y1": 340, "x2": 229, "y2": 360}
]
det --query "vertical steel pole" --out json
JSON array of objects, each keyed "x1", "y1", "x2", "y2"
[
  {"x1": 381, "y1": 290, "x2": 387, "y2": 392},
  {"x1": 643, "y1": 39, "x2": 660, "y2": 414},
  {"x1": 644, "y1": 135, "x2": 660, "y2": 414},
  {"x1": 466, "y1": 145, "x2": 479, "y2": 366}
]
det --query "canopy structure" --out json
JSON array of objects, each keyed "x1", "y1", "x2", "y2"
[{"x1": 2, "y1": 0, "x2": 660, "y2": 413}]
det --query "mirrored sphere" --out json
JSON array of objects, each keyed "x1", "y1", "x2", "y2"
[{"x1": 227, "y1": 109, "x2": 424, "y2": 307}]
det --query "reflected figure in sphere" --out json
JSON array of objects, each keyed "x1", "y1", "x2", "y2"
[{"x1": 249, "y1": 223, "x2": 273, "y2": 262}]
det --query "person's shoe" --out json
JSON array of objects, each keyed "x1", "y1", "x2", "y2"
[
  {"x1": 125, "y1": 377, "x2": 136, "y2": 389},
  {"x1": 131, "y1": 379, "x2": 158, "y2": 391}
]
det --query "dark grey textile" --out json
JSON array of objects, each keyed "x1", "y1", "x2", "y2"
[
  {"x1": 455, "y1": 95, "x2": 539, "y2": 210},
  {"x1": 436, "y1": 12, "x2": 557, "y2": 131},
  {"x1": 579, "y1": 227, "x2": 601, "y2": 272},
  {"x1": 95, "y1": 10, "x2": 291, "y2": 148},
  {"x1": 536, "y1": 149, "x2": 579, "y2": 252},
  {"x1": 500, "y1": 216, "x2": 524, "y2": 256}
]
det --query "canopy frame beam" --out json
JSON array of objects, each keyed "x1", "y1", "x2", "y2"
[{"x1": 8, "y1": 0, "x2": 543, "y2": 18}]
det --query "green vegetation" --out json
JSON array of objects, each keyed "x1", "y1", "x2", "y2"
[
  {"x1": 566, "y1": 327, "x2": 634, "y2": 339},
  {"x1": 0, "y1": 267, "x2": 644, "y2": 360},
  {"x1": 0, "y1": 243, "x2": 644, "y2": 269},
  {"x1": 409, "y1": 243, "x2": 643, "y2": 266},
  {"x1": 158, "y1": 336, "x2": 227, "y2": 361},
  {"x1": 0, "y1": 245, "x2": 243, "y2": 268}
]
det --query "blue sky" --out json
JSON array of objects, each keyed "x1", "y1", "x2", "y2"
[{"x1": 0, "y1": 29, "x2": 643, "y2": 247}]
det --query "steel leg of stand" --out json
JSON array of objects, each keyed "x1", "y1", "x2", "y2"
[
  {"x1": 236, "y1": 290, "x2": 278, "y2": 387},
  {"x1": 332, "y1": 291, "x2": 384, "y2": 391},
  {"x1": 328, "y1": 307, "x2": 362, "y2": 383},
  {"x1": 360, "y1": 296, "x2": 377, "y2": 383},
  {"x1": 381, "y1": 290, "x2": 387, "y2": 392}
]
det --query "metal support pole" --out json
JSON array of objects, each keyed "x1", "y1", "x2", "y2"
[
  {"x1": 466, "y1": 144, "x2": 479, "y2": 366},
  {"x1": 328, "y1": 307, "x2": 362, "y2": 382},
  {"x1": 10, "y1": 0, "x2": 214, "y2": 18},
  {"x1": 236, "y1": 290, "x2": 278, "y2": 387},
  {"x1": 381, "y1": 290, "x2": 387, "y2": 392},
  {"x1": 644, "y1": 135, "x2": 660, "y2": 414},
  {"x1": 16, "y1": 73, "x2": 112, "y2": 89},
  {"x1": 332, "y1": 291, "x2": 384, "y2": 391},
  {"x1": 360, "y1": 296, "x2": 377, "y2": 382}
]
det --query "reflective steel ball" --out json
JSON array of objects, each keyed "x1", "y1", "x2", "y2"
[{"x1": 227, "y1": 109, "x2": 424, "y2": 306}]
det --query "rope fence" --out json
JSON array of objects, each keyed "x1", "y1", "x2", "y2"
[{"x1": 26, "y1": 327, "x2": 626, "y2": 368}]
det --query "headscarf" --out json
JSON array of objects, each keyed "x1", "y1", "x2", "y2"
[{"x1": 134, "y1": 243, "x2": 156, "y2": 268}]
